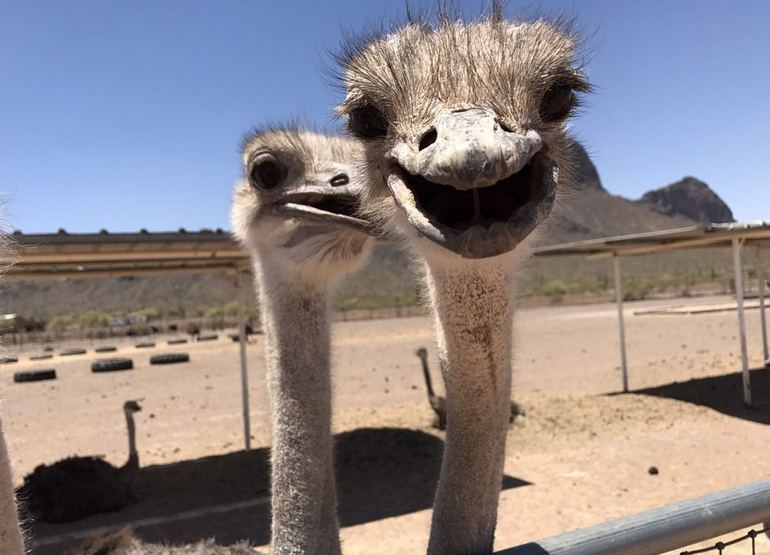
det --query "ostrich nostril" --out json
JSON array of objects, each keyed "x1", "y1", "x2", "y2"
[
  {"x1": 330, "y1": 173, "x2": 349, "y2": 187},
  {"x1": 418, "y1": 127, "x2": 438, "y2": 151}
]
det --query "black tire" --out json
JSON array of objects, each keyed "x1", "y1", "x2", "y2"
[
  {"x1": 0, "y1": 356, "x2": 18, "y2": 364},
  {"x1": 150, "y1": 353, "x2": 190, "y2": 365},
  {"x1": 61, "y1": 347, "x2": 87, "y2": 356},
  {"x1": 94, "y1": 345, "x2": 117, "y2": 353},
  {"x1": 91, "y1": 358, "x2": 134, "y2": 373},
  {"x1": 14, "y1": 369, "x2": 56, "y2": 383},
  {"x1": 29, "y1": 354, "x2": 53, "y2": 361},
  {"x1": 167, "y1": 338, "x2": 188, "y2": 345},
  {"x1": 43, "y1": 346, "x2": 54, "y2": 352},
  {"x1": 135, "y1": 342, "x2": 155, "y2": 349},
  {"x1": 197, "y1": 334, "x2": 218, "y2": 342}
]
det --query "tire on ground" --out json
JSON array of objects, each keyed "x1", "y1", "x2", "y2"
[
  {"x1": 150, "y1": 353, "x2": 190, "y2": 365},
  {"x1": 14, "y1": 369, "x2": 57, "y2": 383},
  {"x1": 95, "y1": 346, "x2": 118, "y2": 353},
  {"x1": 0, "y1": 356, "x2": 18, "y2": 364},
  {"x1": 135, "y1": 342, "x2": 155, "y2": 349},
  {"x1": 91, "y1": 358, "x2": 134, "y2": 373},
  {"x1": 29, "y1": 354, "x2": 53, "y2": 361},
  {"x1": 167, "y1": 338, "x2": 188, "y2": 345},
  {"x1": 61, "y1": 347, "x2": 87, "y2": 356},
  {"x1": 197, "y1": 334, "x2": 218, "y2": 342}
]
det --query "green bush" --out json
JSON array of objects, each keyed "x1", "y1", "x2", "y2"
[
  {"x1": 48, "y1": 314, "x2": 74, "y2": 332},
  {"x1": 131, "y1": 307, "x2": 160, "y2": 320},
  {"x1": 77, "y1": 310, "x2": 109, "y2": 329}
]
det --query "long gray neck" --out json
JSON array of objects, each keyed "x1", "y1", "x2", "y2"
[
  {"x1": 0, "y1": 416, "x2": 25, "y2": 554},
  {"x1": 425, "y1": 261, "x2": 515, "y2": 555},
  {"x1": 125, "y1": 409, "x2": 138, "y2": 471},
  {"x1": 257, "y1": 263, "x2": 341, "y2": 555}
]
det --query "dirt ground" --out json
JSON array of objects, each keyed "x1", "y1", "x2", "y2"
[{"x1": 2, "y1": 294, "x2": 769, "y2": 554}]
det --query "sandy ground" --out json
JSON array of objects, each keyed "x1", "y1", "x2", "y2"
[{"x1": 1, "y1": 294, "x2": 769, "y2": 554}]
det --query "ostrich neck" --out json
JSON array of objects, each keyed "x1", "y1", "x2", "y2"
[
  {"x1": 257, "y1": 263, "x2": 340, "y2": 555},
  {"x1": 0, "y1": 416, "x2": 24, "y2": 554},
  {"x1": 125, "y1": 410, "x2": 138, "y2": 471},
  {"x1": 425, "y1": 260, "x2": 515, "y2": 555}
]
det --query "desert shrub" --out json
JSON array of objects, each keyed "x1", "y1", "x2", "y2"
[
  {"x1": 131, "y1": 307, "x2": 160, "y2": 320},
  {"x1": 77, "y1": 310, "x2": 109, "y2": 329},
  {"x1": 47, "y1": 314, "x2": 74, "y2": 332}
]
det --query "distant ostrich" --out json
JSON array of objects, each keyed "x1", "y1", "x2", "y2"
[
  {"x1": 416, "y1": 347, "x2": 521, "y2": 431},
  {"x1": 18, "y1": 400, "x2": 143, "y2": 523},
  {"x1": 415, "y1": 347, "x2": 447, "y2": 430},
  {"x1": 338, "y1": 9, "x2": 590, "y2": 553},
  {"x1": 231, "y1": 127, "x2": 374, "y2": 554}
]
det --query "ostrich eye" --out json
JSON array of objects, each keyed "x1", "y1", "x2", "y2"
[
  {"x1": 248, "y1": 153, "x2": 285, "y2": 190},
  {"x1": 348, "y1": 104, "x2": 389, "y2": 139},
  {"x1": 540, "y1": 85, "x2": 575, "y2": 123}
]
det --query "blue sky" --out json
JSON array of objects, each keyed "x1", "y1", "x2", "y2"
[{"x1": 2, "y1": 0, "x2": 769, "y2": 233}]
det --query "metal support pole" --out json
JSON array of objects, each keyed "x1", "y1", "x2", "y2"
[
  {"x1": 732, "y1": 238, "x2": 751, "y2": 407},
  {"x1": 497, "y1": 477, "x2": 770, "y2": 555},
  {"x1": 754, "y1": 246, "x2": 768, "y2": 365},
  {"x1": 236, "y1": 272, "x2": 252, "y2": 450},
  {"x1": 613, "y1": 254, "x2": 629, "y2": 393}
]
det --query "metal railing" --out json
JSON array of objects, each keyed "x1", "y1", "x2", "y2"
[{"x1": 498, "y1": 478, "x2": 770, "y2": 555}]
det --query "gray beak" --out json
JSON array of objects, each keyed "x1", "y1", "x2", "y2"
[
  {"x1": 270, "y1": 182, "x2": 377, "y2": 235},
  {"x1": 393, "y1": 108, "x2": 543, "y2": 190},
  {"x1": 386, "y1": 108, "x2": 557, "y2": 259}
]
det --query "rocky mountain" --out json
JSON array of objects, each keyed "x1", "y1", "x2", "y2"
[{"x1": 636, "y1": 176, "x2": 735, "y2": 224}]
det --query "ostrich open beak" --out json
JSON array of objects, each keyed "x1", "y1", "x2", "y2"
[
  {"x1": 386, "y1": 108, "x2": 557, "y2": 259},
  {"x1": 269, "y1": 182, "x2": 376, "y2": 235}
]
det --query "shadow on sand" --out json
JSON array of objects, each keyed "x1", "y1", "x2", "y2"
[
  {"x1": 30, "y1": 427, "x2": 530, "y2": 553},
  {"x1": 630, "y1": 367, "x2": 770, "y2": 424}
]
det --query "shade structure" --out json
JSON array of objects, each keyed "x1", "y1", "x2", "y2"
[{"x1": 3, "y1": 221, "x2": 769, "y2": 446}]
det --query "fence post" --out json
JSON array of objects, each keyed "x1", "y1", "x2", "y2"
[
  {"x1": 754, "y1": 246, "x2": 768, "y2": 365},
  {"x1": 613, "y1": 254, "x2": 629, "y2": 393},
  {"x1": 732, "y1": 238, "x2": 751, "y2": 407},
  {"x1": 235, "y1": 271, "x2": 251, "y2": 451}
]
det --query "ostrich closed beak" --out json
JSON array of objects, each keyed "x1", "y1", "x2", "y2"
[{"x1": 269, "y1": 181, "x2": 376, "y2": 235}]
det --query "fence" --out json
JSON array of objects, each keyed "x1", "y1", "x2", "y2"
[{"x1": 498, "y1": 477, "x2": 770, "y2": 555}]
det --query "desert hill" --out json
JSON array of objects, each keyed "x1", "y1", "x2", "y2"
[{"x1": 2, "y1": 145, "x2": 735, "y2": 320}]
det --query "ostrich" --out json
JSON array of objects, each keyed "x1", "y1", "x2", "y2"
[
  {"x1": 0, "y1": 415, "x2": 24, "y2": 554},
  {"x1": 231, "y1": 127, "x2": 374, "y2": 554},
  {"x1": 17, "y1": 400, "x2": 143, "y2": 523},
  {"x1": 0, "y1": 229, "x2": 25, "y2": 554},
  {"x1": 416, "y1": 347, "x2": 522, "y2": 431},
  {"x1": 415, "y1": 347, "x2": 447, "y2": 430},
  {"x1": 338, "y1": 10, "x2": 590, "y2": 553}
]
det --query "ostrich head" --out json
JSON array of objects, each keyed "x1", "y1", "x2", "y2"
[
  {"x1": 231, "y1": 128, "x2": 374, "y2": 283},
  {"x1": 123, "y1": 400, "x2": 142, "y2": 414},
  {"x1": 337, "y1": 12, "x2": 590, "y2": 260}
]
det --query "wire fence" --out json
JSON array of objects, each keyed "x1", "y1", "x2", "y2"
[{"x1": 680, "y1": 526, "x2": 768, "y2": 555}]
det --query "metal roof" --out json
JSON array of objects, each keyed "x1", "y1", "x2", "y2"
[
  {"x1": 3, "y1": 222, "x2": 769, "y2": 281},
  {"x1": 4, "y1": 229, "x2": 249, "y2": 281},
  {"x1": 534, "y1": 221, "x2": 770, "y2": 258}
]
